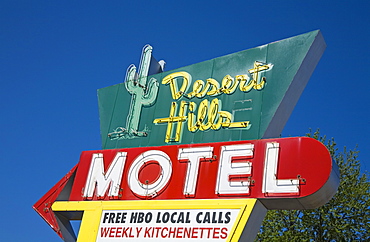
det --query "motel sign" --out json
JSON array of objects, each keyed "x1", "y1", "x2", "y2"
[{"x1": 34, "y1": 30, "x2": 339, "y2": 242}]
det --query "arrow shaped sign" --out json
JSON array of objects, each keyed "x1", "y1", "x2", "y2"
[
  {"x1": 34, "y1": 137, "x2": 339, "y2": 241},
  {"x1": 34, "y1": 31, "x2": 333, "y2": 242}
]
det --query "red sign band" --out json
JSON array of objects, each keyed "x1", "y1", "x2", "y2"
[{"x1": 68, "y1": 137, "x2": 338, "y2": 210}]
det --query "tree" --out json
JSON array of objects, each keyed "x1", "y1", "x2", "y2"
[{"x1": 256, "y1": 130, "x2": 370, "y2": 241}]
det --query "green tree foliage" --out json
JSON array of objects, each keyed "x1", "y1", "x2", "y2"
[{"x1": 256, "y1": 130, "x2": 370, "y2": 241}]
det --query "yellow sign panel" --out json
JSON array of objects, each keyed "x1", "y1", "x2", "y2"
[{"x1": 52, "y1": 199, "x2": 266, "y2": 242}]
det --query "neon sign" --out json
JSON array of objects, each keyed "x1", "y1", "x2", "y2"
[
  {"x1": 66, "y1": 137, "x2": 337, "y2": 208},
  {"x1": 34, "y1": 137, "x2": 339, "y2": 241},
  {"x1": 153, "y1": 62, "x2": 273, "y2": 142},
  {"x1": 34, "y1": 30, "x2": 334, "y2": 242},
  {"x1": 99, "y1": 30, "x2": 326, "y2": 150}
]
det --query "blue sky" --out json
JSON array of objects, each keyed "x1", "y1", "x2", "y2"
[{"x1": 1, "y1": 1, "x2": 369, "y2": 241}]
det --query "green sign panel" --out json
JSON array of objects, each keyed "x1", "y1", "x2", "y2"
[{"x1": 98, "y1": 30, "x2": 325, "y2": 149}]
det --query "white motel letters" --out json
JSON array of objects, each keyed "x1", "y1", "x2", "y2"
[{"x1": 82, "y1": 142, "x2": 299, "y2": 199}]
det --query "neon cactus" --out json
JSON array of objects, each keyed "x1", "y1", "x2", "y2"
[{"x1": 109, "y1": 45, "x2": 160, "y2": 139}]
